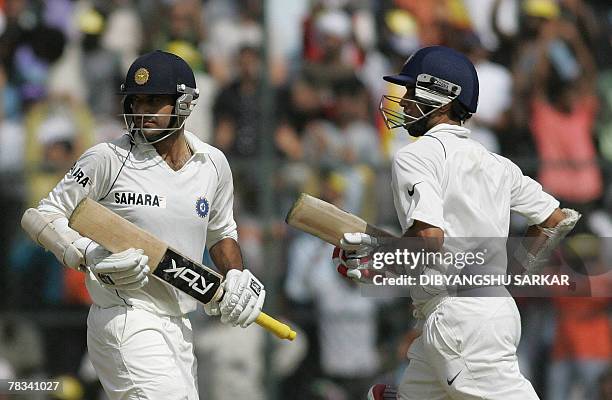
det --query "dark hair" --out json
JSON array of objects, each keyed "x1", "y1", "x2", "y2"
[{"x1": 449, "y1": 100, "x2": 472, "y2": 123}]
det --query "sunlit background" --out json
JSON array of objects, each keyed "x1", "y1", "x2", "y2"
[{"x1": 0, "y1": 0, "x2": 611, "y2": 399}]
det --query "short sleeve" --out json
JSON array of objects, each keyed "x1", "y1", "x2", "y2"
[
  {"x1": 38, "y1": 144, "x2": 111, "y2": 217},
  {"x1": 507, "y1": 158, "x2": 559, "y2": 225},
  {"x1": 206, "y1": 150, "x2": 238, "y2": 248},
  {"x1": 392, "y1": 145, "x2": 445, "y2": 233}
]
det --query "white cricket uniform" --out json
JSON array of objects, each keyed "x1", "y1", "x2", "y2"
[
  {"x1": 391, "y1": 124, "x2": 558, "y2": 399},
  {"x1": 38, "y1": 131, "x2": 238, "y2": 400}
]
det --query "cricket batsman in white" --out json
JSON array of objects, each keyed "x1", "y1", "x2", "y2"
[
  {"x1": 333, "y1": 46, "x2": 581, "y2": 399},
  {"x1": 21, "y1": 50, "x2": 266, "y2": 399}
]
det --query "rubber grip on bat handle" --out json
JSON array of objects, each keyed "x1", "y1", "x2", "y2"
[
  {"x1": 256, "y1": 312, "x2": 297, "y2": 341},
  {"x1": 214, "y1": 288, "x2": 297, "y2": 341}
]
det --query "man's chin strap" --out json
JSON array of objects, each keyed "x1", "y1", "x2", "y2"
[{"x1": 129, "y1": 116, "x2": 187, "y2": 145}]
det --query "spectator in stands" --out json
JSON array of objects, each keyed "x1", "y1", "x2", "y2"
[
  {"x1": 77, "y1": 7, "x2": 122, "y2": 120},
  {"x1": 24, "y1": 102, "x2": 94, "y2": 207},
  {"x1": 529, "y1": 18, "x2": 602, "y2": 215},
  {"x1": 275, "y1": 75, "x2": 325, "y2": 163},
  {"x1": 9, "y1": 23, "x2": 66, "y2": 114},
  {"x1": 546, "y1": 235, "x2": 612, "y2": 400},
  {"x1": 462, "y1": 32, "x2": 512, "y2": 152},
  {"x1": 302, "y1": 9, "x2": 358, "y2": 103},
  {"x1": 213, "y1": 45, "x2": 264, "y2": 158},
  {"x1": 285, "y1": 172, "x2": 381, "y2": 399},
  {"x1": 205, "y1": 0, "x2": 263, "y2": 84},
  {"x1": 100, "y1": 1, "x2": 142, "y2": 72},
  {"x1": 492, "y1": 0, "x2": 559, "y2": 157},
  {"x1": 333, "y1": 76, "x2": 381, "y2": 169}
]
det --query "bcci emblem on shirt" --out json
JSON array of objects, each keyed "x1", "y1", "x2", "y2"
[{"x1": 195, "y1": 196, "x2": 209, "y2": 218}]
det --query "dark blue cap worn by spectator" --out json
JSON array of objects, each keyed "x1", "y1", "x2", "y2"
[
  {"x1": 119, "y1": 50, "x2": 196, "y2": 96},
  {"x1": 383, "y1": 45, "x2": 479, "y2": 113}
]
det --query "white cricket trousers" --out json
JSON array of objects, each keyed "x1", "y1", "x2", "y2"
[
  {"x1": 87, "y1": 305, "x2": 199, "y2": 400},
  {"x1": 399, "y1": 297, "x2": 539, "y2": 400}
]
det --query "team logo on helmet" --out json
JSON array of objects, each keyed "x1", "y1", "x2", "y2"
[
  {"x1": 195, "y1": 196, "x2": 210, "y2": 218},
  {"x1": 134, "y1": 68, "x2": 149, "y2": 85}
]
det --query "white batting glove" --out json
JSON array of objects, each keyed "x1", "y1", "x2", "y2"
[
  {"x1": 332, "y1": 232, "x2": 380, "y2": 283},
  {"x1": 87, "y1": 247, "x2": 150, "y2": 290},
  {"x1": 218, "y1": 269, "x2": 265, "y2": 328}
]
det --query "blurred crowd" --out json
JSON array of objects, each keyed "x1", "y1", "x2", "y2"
[{"x1": 0, "y1": 0, "x2": 611, "y2": 399}]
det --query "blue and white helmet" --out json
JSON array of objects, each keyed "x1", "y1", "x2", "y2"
[
  {"x1": 120, "y1": 50, "x2": 199, "y2": 144},
  {"x1": 379, "y1": 46, "x2": 479, "y2": 135}
]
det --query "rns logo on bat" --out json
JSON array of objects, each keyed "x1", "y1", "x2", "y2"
[{"x1": 163, "y1": 259, "x2": 215, "y2": 295}]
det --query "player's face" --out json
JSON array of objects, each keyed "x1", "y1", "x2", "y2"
[
  {"x1": 400, "y1": 87, "x2": 428, "y2": 121},
  {"x1": 131, "y1": 95, "x2": 175, "y2": 136},
  {"x1": 399, "y1": 87, "x2": 436, "y2": 137}
]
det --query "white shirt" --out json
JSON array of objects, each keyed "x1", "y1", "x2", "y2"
[
  {"x1": 391, "y1": 124, "x2": 559, "y2": 304},
  {"x1": 39, "y1": 131, "x2": 238, "y2": 316}
]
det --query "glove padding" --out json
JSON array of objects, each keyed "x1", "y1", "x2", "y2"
[
  {"x1": 217, "y1": 269, "x2": 266, "y2": 328},
  {"x1": 518, "y1": 208, "x2": 582, "y2": 274},
  {"x1": 333, "y1": 232, "x2": 381, "y2": 283},
  {"x1": 88, "y1": 247, "x2": 150, "y2": 290}
]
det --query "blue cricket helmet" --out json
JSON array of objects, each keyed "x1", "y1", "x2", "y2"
[
  {"x1": 383, "y1": 46, "x2": 479, "y2": 113},
  {"x1": 120, "y1": 50, "x2": 196, "y2": 96},
  {"x1": 119, "y1": 50, "x2": 199, "y2": 144}
]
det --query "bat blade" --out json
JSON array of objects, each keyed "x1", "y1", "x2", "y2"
[
  {"x1": 69, "y1": 198, "x2": 296, "y2": 341},
  {"x1": 286, "y1": 193, "x2": 393, "y2": 246},
  {"x1": 69, "y1": 198, "x2": 223, "y2": 304}
]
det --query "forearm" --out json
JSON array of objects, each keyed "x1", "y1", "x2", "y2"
[
  {"x1": 567, "y1": 34, "x2": 596, "y2": 82},
  {"x1": 374, "y1": 222, "x2": 444, "y2": 277},
  {"x1": 209, "y1": 238, "x2": 243, "y2": 275}
]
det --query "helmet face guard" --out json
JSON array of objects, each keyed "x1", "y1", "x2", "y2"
[
  {"x1": 122, "y1": 84, "x2": 199, "y2": 145},
  {"x1": 379, "y1": 74, "x2": 461, "y2": 133}
]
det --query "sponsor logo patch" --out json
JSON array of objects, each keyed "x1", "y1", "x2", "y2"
[
  {"x1": 114, "y1": 192, "x2": 166, "y2": 208},
  {"x1": 195, "y1": 196, "x2": 209, "y2": 218},
  {"x1": 154, "y1": 248, "x2": 223, "y2": 304},
  {"x1": 250, "y1": 279, "x2": 262, "y2": 296},
  {"x1": 67, "y1": 163, "x2": 92, "y2": 188},
  {"x1": 163, "y1": 259, "x2": 215, "y2": 296}
]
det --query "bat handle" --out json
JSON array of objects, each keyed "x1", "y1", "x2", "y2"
[
  {"x1": 256, "y1": 312, "x2": 297, "y2": 341},
  {"x1": 214, "y1": 288, "x2": 296, "y2": 341}
]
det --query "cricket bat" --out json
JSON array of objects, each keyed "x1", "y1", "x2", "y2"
[
  {"x1": 285, "y1": 193, "x2": 395, "y2": 246},
  {"x1": 69, "y1": 198, "x2": 296, "y2": 341}
]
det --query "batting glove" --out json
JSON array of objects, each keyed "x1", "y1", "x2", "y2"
[
  {"x1": 87, "y1": 247, "x2": 150, "y2": 290},
  {"x1": 332, "y1": 232, "x2": 381, "y2": 283},
  {"x1": 218, "y1": 269, "x2": 266, "y2": 328}
]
